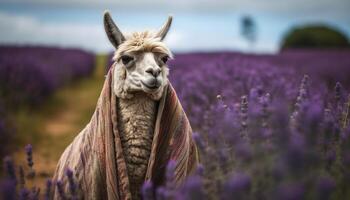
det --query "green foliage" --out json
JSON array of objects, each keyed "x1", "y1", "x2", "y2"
[{"x1": 281, "y1": 25, "x2": 349, "y2": 49}]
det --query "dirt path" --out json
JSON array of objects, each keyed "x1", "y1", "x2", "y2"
[{"x1": 13, "y1": 55, "x2": 108, "y2": 189}]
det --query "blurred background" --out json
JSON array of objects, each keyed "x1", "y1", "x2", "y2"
[
  {"x1": 1, "y1": 0, "x2": 350, "y2": 192},
  {"x1": 1, "y1": 0, "x2": 350, "y2": 53}
]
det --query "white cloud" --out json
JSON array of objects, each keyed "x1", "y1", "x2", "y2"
[
  {"x1": 0, "y1": 12, "x2": 184, "y2": 52},
  {"x1": 0, "y1": 12, "x2": 110, "y2": 52}
]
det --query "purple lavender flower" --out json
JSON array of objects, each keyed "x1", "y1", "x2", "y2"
[
  {"x1": 44, "y1": 179, "x2": 53, "y2": 200},
  {"x1": 334, "y1": 82, "x2": 342, "y2": 103},
  {"x1": 195, "y1": 164, "x2": 204, "y2": 176},
  {"x1": 25, "y1": 144, "x2": 33, "y2": 167},
  {"x1": 192, "y1": 132, "x2": 205, "y2": 152},
  {"x1": 19, "y1": 188, "x2": 30, "y2": 200},
  {"x1": 240, "y1": 95, "x2": 249, "y2": 134},
  {"x1": 260, "y1": 93, "x2": 271, "y2": 128},
  {"x1": 141, "y1": 180, "x2": 154, "y2": 200},
  {"x1": 290, "y1": 75, "x2": 310, "y2": 128},
  {"x1": 56, "y1": 180, "x2": 67, "y2": 200},
  {"x1": 249, "y1": 87, "x2": 260, "y2": 101},
  {"x1": 3, "y1": 156, "x2": 17, "y2": 183},
  {"x1": 222, "y1": 172, "x2": 251, "y2": 200},
  {"x1": 176, "y1": 176, "x2": 204, "y2": 200},
  {"x1": 0, "y1": 179, "x2": 17, "y2": 200},
  {"x1": 65, "y1": 168, "x2": 77, "y2": 199},
  {"x1": 322, "y1": 107, "x2": 337, "y2": 146},
  {"x1": 156, "y1": 187, "x2": 169, "y2": 200},
  {"x1": 166, "y1": 160, "x2": 177, "y2": 189},
  {"x1": 342, "y1": 94, "x2": 350, "y2": 128},
  {"x1": 25, "y1": 144, "x2": 35, "y2": 179},
  {"x1": 30, "y1": 187, "x2": 41, "y2": 200},
  {"x1": 299, "y1": 102, "x2": 323, "y2": 139}
]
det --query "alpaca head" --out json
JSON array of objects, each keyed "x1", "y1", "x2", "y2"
[{"x1": 104, "y1": 11, "x2": 173, "y2": 100}]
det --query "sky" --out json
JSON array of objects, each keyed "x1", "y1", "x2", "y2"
[{"x1": 0, "y1": 0, "x2": 349, "y2": 53}]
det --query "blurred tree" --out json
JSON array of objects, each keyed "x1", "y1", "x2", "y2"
[
  {"x1": 240, "y1": 15, "x2": 257, "y2": 48},
  {"x1": 281, "y1": 25, "x2": 349, "y2": 49}
]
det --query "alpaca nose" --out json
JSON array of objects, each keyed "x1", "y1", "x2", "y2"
[{"x1": 145, "y1": 67, "x2": 161, "y2": 77}]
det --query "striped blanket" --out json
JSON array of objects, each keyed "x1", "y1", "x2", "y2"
[{"x1": 52, "y1": 66, "x2": 199, "y2": 200}]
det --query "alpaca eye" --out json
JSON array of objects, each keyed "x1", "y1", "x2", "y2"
[
  {"x1": 121, "y1": 55, "x2": 134, "y2": 65},
  {"x1": 161, "y1": 56, "x2": 169, "y2": 64}
]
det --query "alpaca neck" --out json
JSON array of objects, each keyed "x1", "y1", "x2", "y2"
[{"x1": 116, "y1": 93, "x2": 158, "y2": 200}]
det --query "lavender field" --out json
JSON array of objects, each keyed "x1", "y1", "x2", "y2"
[
  {"x1": 0, "y1": 46, "x2": 95, "y2": 107},
  {"x1": 162, "y1": 50, "x2": 350, "y2": 199},
  {"x1": 0, "y1": 46, "x2": 95, "y2": 160},
  {"x1": 169, "y1": 50, "x2": 350, "y2": 129},
  {"x1": 2, "y1": 49, "x2": 350, "y2": 199}
]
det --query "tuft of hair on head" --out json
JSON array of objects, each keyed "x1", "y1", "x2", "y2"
[{"x1": 113, "y1": 31, "x2": 173, "y2": 62}]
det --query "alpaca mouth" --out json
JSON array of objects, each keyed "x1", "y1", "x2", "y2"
[{"x1": 141, "y1": 80, "x2": 160, "y2": 90}]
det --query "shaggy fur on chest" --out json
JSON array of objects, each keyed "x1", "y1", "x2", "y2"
[{"x1": 117, "y1": 93, "x2": 158, "y2": 199}]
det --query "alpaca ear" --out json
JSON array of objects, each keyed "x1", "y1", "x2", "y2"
[
  {"x1": 104, "y1": 11, "x2": 125, "y2": 49},
  {"x1": 155, "y1": 16, "x2": 173, "y2": 41}
]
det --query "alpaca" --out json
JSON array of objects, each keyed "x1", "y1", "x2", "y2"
[
  {"x1": 52, "y1": 11, "x2": 199, "y2": 200},
  {"x1": 104, "y1": 12, "x2": 172, "y2": 199}
]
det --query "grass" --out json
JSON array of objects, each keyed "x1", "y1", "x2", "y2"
[{"x1": 11, "y1": 54, "x2": 108, "y2": 188}]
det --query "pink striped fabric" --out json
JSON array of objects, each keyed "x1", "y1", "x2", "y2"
[{"x1": 52, "y1": 65, "x2": 199, "y2": 200}]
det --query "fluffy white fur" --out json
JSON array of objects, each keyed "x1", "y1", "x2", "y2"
[
  {"x1": 108, "y1": 22, "x2": 172, "y2": 200},
  {"x1": 112, "y1": 31, "x2": 172, "y2": 100}
]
